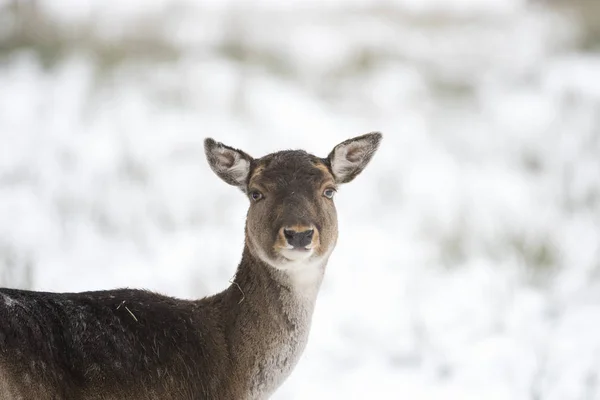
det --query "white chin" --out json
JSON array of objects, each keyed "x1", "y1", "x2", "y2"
[{"x1": 279, "y1": 248, "x2": 314, "y2": 262}]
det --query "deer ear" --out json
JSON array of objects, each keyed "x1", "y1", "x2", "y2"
[
  {"x1": 327, "y1": 132, "x2": 382, "y2": 184},
  {"x1": 204, "y1": 138, "x2": 253, "y2": 190}
]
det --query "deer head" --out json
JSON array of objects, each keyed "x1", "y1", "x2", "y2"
[{"x1": 204, "y1": 133, "x2": 382, "y2": 273}]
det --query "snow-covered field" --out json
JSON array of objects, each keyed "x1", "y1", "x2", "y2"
[{"x1": 1, "y1": 0, "x2": 600, "y2": 399}]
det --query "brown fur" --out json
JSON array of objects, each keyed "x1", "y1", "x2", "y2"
[{"x1": 0, "y1": 133, "x2": 382, "y2": 399}]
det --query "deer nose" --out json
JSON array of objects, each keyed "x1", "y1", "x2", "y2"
[{"x1": 283, "y1": 228, "x2": 314, "y2": 248}]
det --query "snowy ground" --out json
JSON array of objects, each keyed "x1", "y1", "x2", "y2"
[{"x1": 1, "y1": 1, "x2": 600, "y2": 399}]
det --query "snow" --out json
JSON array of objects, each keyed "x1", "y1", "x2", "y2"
[{"x1": 1, "y1": 0, "x2": 600, "y2": 399}]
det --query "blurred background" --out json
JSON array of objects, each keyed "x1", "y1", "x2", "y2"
[{"x1": 1, "y1": 0, "x2": 600, "y2": 398}]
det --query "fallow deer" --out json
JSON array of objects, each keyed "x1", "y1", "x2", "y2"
[{"x1": 0, "y1": 132, "x2": 382, "y2": 399}]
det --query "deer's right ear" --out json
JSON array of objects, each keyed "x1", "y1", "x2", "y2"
[{"x1": 204, "y1": 138, "x2": 253, "y2": 190}]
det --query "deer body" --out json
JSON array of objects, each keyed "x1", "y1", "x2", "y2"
[{"x1": 0, "y1": 134, "x2": 381, "y2": 399}]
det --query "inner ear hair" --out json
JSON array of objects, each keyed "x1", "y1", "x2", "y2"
[
  {"x1": 204, "y1": 138, "x2": 253, "y2": 188},
  {"x1": 328, "y1": 132, "x2": 382, "y2": 184},
  {"x1": 345, "y1": 143, "x2": 366, "y2": 162}
]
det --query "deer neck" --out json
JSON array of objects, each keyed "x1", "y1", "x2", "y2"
[{"x1": 222, "y1": 246, "x2": 326, "y2": 398}]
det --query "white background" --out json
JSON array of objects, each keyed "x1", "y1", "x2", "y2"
[{"x1": 1, "y1": 0, "x2": 600, "y2": 398}]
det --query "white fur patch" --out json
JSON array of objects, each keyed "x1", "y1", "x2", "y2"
[
  {"x1": 279, "y1": 248, "x2": 313, "y2": 262},
  {"x1": 229, "y1": 158, "x2": 250, "y2": 186},
  {"x1": 277, "y1": 245, "x2": 335, "y2": 297},
  {"x1": 330, "y1": 142, "x2": 366, "y2": 181},
  {"x1": 331, "y1": 145, "x2": 353, "y2": 178},
  {"x1": 285, "y1": 260, "x2": 324, "y2": 294},
  {"x1": 248, "y1": 237, "x2": 327, "y2": 297},
  {"x1": 2, "y1": 294, "x2": 20, "y2": 307},
  {"x1": 215, "y1": 146, "x2": 250, "y2": 186}
]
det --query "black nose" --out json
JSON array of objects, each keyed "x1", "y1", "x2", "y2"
[{"x1": 283, "y1": 228, "x2": 314, "y2": 248}]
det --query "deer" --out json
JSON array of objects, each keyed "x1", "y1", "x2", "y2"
[{"x1": 0, "y1": 132, "x2": 382, "y2": 400}]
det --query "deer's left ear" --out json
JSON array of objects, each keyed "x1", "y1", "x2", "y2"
[{"x1": 327, "y1": 132, "x2": 382, "y2": 184}]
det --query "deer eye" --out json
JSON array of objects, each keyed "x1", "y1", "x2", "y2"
[
  {"x1": 250, "y1": 190, "x2": 263, "y2": 201},
  {"x1": 323, "y1": 188, "x2": 336, "y2": 199}
]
